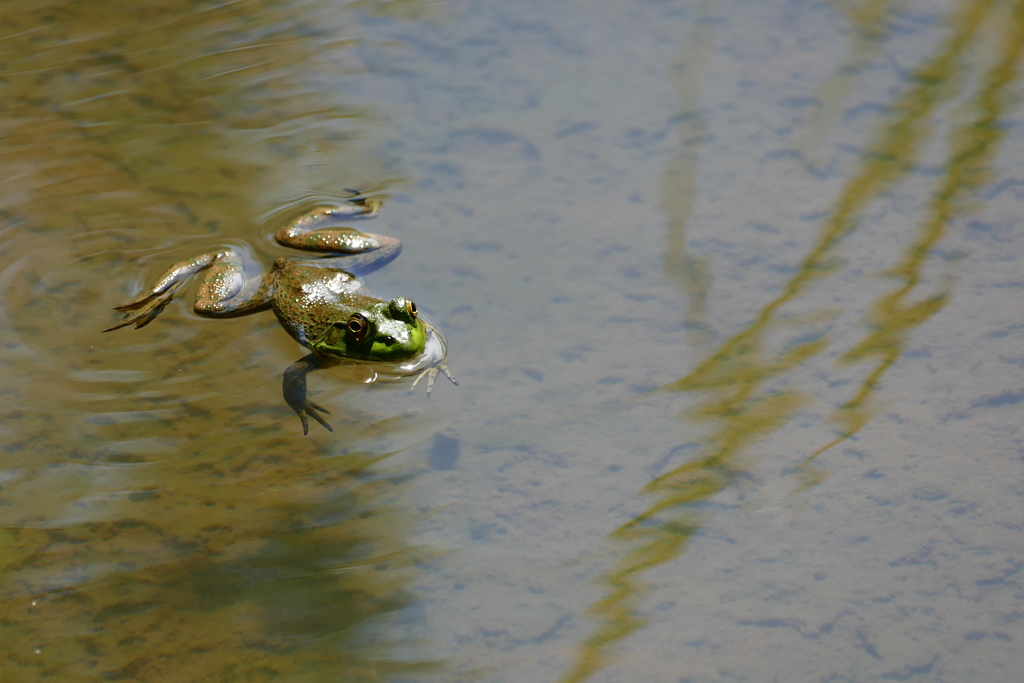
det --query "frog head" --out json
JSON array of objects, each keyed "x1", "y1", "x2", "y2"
[{"x1": 313, "y1": 296, "x2": 427, "y2": 362}]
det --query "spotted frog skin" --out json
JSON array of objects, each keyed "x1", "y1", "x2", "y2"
[{"x1": 105, "y1": 195, "x2": 456, "y2": 434}]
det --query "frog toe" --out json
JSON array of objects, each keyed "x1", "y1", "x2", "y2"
[
  {"x1": 112, "y1": 291, "x2": 159, "y2": 313},
  {"x1": 103, "y1": 294, "x2": 174, "y2": 332},
  {"x1": 410, "y1": 362, "x2": 457, "y2": 396},
  {"x1": 296, "y1": 403, "x2": 332, "y2": 435}
]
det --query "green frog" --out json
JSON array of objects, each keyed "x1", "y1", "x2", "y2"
[{"x1": 105, "y1": 194, "x2": 456, "y2": 434}]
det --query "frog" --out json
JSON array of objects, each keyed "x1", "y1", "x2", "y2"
[{"x1": 104, "y1": 194, "x2": 456, "y2": 434}]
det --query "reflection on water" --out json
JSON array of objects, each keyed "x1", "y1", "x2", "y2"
[
  {"x1": 6, "y1": 0, "x2": 1024, "y2": 678},
  {"x1": 793, "y1": 0, "x2": 910, "y2": 170},
  {"x1": 1, "y1": 444, "x2": 437, "y2": 680},
  {"x1": 562, "y1": 0, "x2": 1024, "y2": 680},
  {"x1": 0, "y1": 0, "x2": 448, "y2": 680},
  {"x1": 799, "y1": 0, "x2": 1024, "y2": 481}
]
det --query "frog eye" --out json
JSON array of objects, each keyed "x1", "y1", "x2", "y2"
[
  {"x1": 389, "y1": 297, "x2": 418, "y2": 322},
  {"x1": 345, "y1": 313, "x2": 372, "y2": 343},
  {"x1": 324, "y1": 323, "x2": 344, "y2": 346}
]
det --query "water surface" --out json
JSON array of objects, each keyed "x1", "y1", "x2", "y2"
[{"x1": 2, "y1": 0, "x2": 1023, "y2": 681}]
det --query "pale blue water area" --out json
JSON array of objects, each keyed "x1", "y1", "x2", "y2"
[{"x1": 2, "y1": 0, "x2": 1024, "y2": 681}]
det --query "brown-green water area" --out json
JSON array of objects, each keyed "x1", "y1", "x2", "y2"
[{"x1": 2, "y1": 0, "x2": 1024, "y2": 681}]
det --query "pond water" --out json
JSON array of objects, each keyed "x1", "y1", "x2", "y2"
[{"x1": 2, "y1": 0, "x2": 1023, "y2": 681}]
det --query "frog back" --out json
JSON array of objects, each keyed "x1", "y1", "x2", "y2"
[{"x1": 270, "y1": 259, "x2": 367, "y2": 347}]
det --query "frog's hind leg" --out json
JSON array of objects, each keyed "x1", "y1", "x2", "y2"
[
  {"x1": 275, "y1": 200, "x2": 402, "y2": 275},
  {"x1": 105, "y1": 251, "x2": 224, "y2": 331},
  {"x1": 192, "y1": 250, "x2": 273, "y2": 319},
  {"x1": 105, "y1": 249, "x2": 271, "y2": 331}
]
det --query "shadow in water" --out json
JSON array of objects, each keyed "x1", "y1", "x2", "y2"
[{"x1": 561, "y1": 0, "x2": 1024, "y2": 680}]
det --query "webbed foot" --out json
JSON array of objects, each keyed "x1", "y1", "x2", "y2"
[
  {"x1": 411, "y1": 361, "x2": 459, "y2": 396},
  {"x1": 104, "y1": 251, "x2": 227, "y2": 332},
  {"x1": 103, "y1": 283, "x2": 184, "y2": 332},
  {"x1": 283, "y1": 354, "x2": 334, "y2": 435},
  {"x1": 291, "y1": 392, "x2": 333, "y2": 436}
]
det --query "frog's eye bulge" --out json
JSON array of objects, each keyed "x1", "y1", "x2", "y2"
[
  {"x1": 346, "y1": 313, "x2": 372, "y2": 343},
  {"x1": 389, "y1": 297, "x2": 418, "y2": 323},
  {"x1": 323, "y1": 323, "x2": 343, "y2": 346}
]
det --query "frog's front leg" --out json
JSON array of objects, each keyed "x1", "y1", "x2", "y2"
[
  {"x1": 411, "y1": 360, "x2": 459, "y2": 395},
  {"x1": 105, "y1": 249, "x2": 272, "y2": 331},
  {"x1": 283, "y1": 353, "x2": 337, "y2": 435}
]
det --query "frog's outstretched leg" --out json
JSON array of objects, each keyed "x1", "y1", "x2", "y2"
[
  {"x1": 283, "y1": 353, "x2": 335, "y2": 435},
  {"x1": 104, "y1": 251, "x2": 224, "y2": 332},
  {"x1": 275, "y1": 200, "x2": 402, "y2": 275},
  {"x1": 285, "y1": 195, "x2": 383, "y2": 232},
  {"x1": 104, "y1": 249, "x2": 272, "y2": 332}
]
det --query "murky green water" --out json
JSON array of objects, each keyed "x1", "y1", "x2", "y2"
[{"x1": 2, "y1": 0, "x2": 1024, "y2": 680}]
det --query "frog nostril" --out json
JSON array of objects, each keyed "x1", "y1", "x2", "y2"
[{"x1": 383, "y1": 335, "x2": 396, "y2": 346}]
